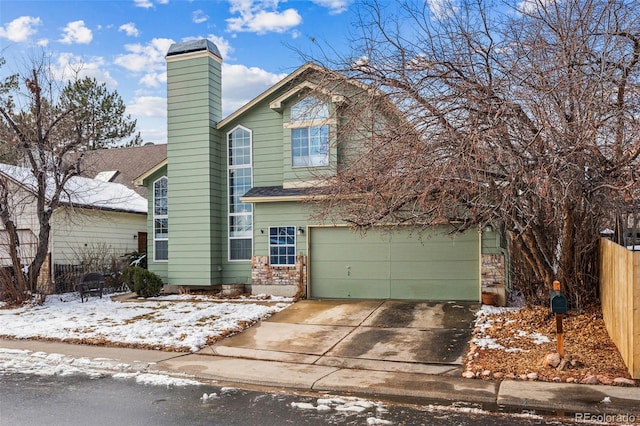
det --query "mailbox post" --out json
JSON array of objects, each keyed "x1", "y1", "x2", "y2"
[{"x1": 550, "y1": 280, "x2": 568, "y2": 357}]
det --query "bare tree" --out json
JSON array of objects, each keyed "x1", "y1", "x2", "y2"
[
  {"x1": 310, "y1": 0, "x2": 640, "y2": 308},
  {"x1": 0, "y1": 56, "x2": 141, "y2": 303}
]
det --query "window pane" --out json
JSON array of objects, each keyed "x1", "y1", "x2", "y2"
[
  {"x1": 154, "y1": 178, "x2": 168, "y2": 215},
  {"x1": 155, "y1": 240, "x2": 168, "y2": 261},
  {"x1": 269, "y1": 226, "x2": 296, "y2": 266},
  {"x1": 228, "y1": 128, "x2": 251, "y2": 166},
  {"x1": 291, "y1": 97, "x2": 328, "y2": 122},
  {"x1": 229, "y1": 215, "x2": 252, "y2": 237},
  {"x1": 292, "y1": 125, "x2": 328, "y2": 167},
  {"x1": 230, "y1": 238, "x2": 252, "y2": 260},
  {"x1": 154, "y1": 218, "x2": 168, "y2": 238}
]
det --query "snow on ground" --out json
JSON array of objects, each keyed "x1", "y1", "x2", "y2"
[
  {"x1": 0, "y1": 347, "x2": 201, "y2": 387},
  {"x1": 0, "y1": 292, "x2": 292, "y2": 352},
  {"x1": 0, "y1": 292, "x2": 291, "y2": 387},
  {"x1": 472, "y1": 304, "x2": 551, "y2": 352}
]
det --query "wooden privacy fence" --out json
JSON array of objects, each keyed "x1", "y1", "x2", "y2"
[{"x1": 599, "y1": 238, "x2": 640, "y2": 379}]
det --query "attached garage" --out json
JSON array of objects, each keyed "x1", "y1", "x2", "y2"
[{"x1": 309, "y1": 226, "x2": 480, "y2": 301}]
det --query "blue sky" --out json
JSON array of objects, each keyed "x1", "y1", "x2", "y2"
[{"x1": 0, "y1": 0, "x2": 365, "y2": 144}]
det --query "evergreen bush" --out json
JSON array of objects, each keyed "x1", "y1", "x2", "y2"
[{"x1": 123, "y1": 266, "x2": 163, "y2": 298}]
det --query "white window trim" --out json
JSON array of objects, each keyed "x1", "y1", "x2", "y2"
[
  {"x1": 153, "y1": 176, "x2": 168, "y2": 263},
  {"x1": 227, "y1": 125, "x2": 253, "y2": 262},
  {"x1": 268, "y1": 225, "x2": 297, "y2": 266}
]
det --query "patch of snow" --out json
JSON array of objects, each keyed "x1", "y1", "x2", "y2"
[
  {"x1": 367, "y1": 418, "x2": 393, "y2": 425},
  {"x1": 529, "y1": 332, "x2": 550, "y2": 345},
  {"x1": 290, "y1": 395, "x2": 389, "y2": 421},
  {"x1": 472, "y1": 337, "x2": 505, "y2": 350},
  {"x1": 0, "y1": 294, "x2": 291, "y2": 352},
  {"x1": 505, "y1": 348, "x2": 529, "y2": 353},
  {"x1": 0, "y1": 347, "x2": 201, "y2": 387},
  {"x1": 291, "y1": 402, "x2": 317, "y2": 410}
]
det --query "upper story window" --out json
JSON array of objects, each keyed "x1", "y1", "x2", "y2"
[
  {"x1": 153, "y1": 177, "x2": 168, "y2": 262},
  {"x1": 227, "y1": 126, "x2": 253, "y2": 261},
  {"x1": 290, "y1": 97, "x2": 329, "y2": 167},
  {"x1": 291, "y1": 97, "x2": 328, "y2": 122}
]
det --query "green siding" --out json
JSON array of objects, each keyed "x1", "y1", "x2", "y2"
[
  {"x1": 166, "y1": 50, "x2": 223, "y2": 286},
  {"x1": 310, "y1": 226, "x2": 480, "y2": 301}
]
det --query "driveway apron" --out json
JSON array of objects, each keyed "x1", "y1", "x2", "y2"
[{"x1": 208, "y1": 300, "x2": 479, "y2": 374}]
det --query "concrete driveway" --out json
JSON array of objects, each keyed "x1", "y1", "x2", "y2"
[{"x1": 207, "y1": 300, "x2": 480, "y2": 376}]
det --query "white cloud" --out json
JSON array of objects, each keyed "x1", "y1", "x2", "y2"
[
  {"x1": 50, "y1": 52, "x2": 117, "y2": 87},
  {"x1": 119, "y1": 23, "x2": 140, "y2": 37},
  {"x1": 311, "y1": 0, "x2": 350, "y2": 15},
  {"x1": 59, "y1": 20, "x2": 93, "y2": 44},
  {"x1": 227, "y1": 0, "x2": 302, "y2": 34},
  {"x1": 517, "y1": 0, "x2": 555, "y2": 14},
  {"x1": 127, "y1": 95, "x2": 167, "y2": 143},
  {"x1": 208, "y1": 35, "x2": 233, "y2": 59},
  {"x1": 114, "y1": 38, "x2": 174, "y2": 87},
  {"x1": 426, "y1": 0, "x2": 458, "y2": 20},
  {"x1": 221, "y1": 63, "x2": 287, "y2": 116},
  {"x1": 134, "y1": 0, "x2": 168, "y2": 9},
  {"x1": 134, "y1": 0, "x2": 153, "y2": 8},
  {"x1": 127, "y1": 95, "x2": 166, "y2": 118},
  {"x1": 0, "y1": 16, "x2": 42, "y2": 42},
  {"x1": 139, "y1": 71, "x2": 167, "y2": 88},
  {"x1": 193, "y1": 10, "x2": 209, "y2": 24}
]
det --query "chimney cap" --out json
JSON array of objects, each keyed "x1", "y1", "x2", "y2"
[{"x1": 166, "y1": 39, "x2": 221, "y2": 59}]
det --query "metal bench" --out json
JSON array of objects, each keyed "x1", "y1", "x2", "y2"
[{"x1": 77, "y1": 272, "x2": 105, "y2": 303}]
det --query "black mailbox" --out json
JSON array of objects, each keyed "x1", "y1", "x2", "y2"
[{"x1": 550, "y1": 290, "x2": 568, "y2": 314}]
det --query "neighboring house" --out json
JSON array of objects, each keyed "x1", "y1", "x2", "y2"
[
  {"x1": 135, "y1": 39, "x2": 508, "y2": 301},
  {"x1": 78, "y1": 144, "x2": 167, "y2": 198},
  {"x1": 0, "y1": 163, "x2": 147, "y2": 287}
]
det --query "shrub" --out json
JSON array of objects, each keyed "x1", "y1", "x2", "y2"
[{"x1": 123, "y1": 266, "x2": 163, "y2": 298}]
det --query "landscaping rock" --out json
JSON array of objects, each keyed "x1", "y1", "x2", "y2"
[
  {"x1": 462, "y1": 371, "x2": 475, "y2": 379},
  {"x1": 580, "y1": 375, "x2": 599, "y2": 385},
  {"x1": 596, "y1": 375, "x2": 613, "y2": 385},
  {"x1": 526, "y1": 372, "x2": 538, "y2": 381},
  {"x1": 544, "y1": 352, "x2": 561, "y2": 368},
  {"x1": 613, "y1": 377, "x2": 636, "y2": 386}
]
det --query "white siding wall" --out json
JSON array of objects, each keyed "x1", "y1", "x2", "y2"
[
  {"x1": 0, "y1": 183, "x2": 40, "y2": 266},
  {"x1": 51, "y1": 208, "x2": 146, "y2": 265}
]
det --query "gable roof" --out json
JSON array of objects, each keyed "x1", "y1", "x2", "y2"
[
  {"x1": 77, "y1": 144, "x2": 167, "y2": 197},
  {"x1": 218, "y1": 62, "x2": 363, "y2": 129},
  {"x1": 0, "y1": 163, "x2": 147, "y2": 214}
]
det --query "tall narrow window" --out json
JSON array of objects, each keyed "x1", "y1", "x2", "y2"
[
  {"x1": 228, "y1": 126, "x2": 253, "y2": 261},
  {"x1": 153, "y1": 177, "x2": 168, "y2": 261},
  {"x1": 291, "y1": 97, "x2": 329, "y2": 167}
]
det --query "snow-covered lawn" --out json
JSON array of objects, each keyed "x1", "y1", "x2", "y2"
[{"x1": 0, "y1": 292, "x2": 292, "y2": 352}]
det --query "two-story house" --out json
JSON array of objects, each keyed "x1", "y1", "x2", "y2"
[{"x1": 135, "y1": 39, "x2": 508, "y2": 302}]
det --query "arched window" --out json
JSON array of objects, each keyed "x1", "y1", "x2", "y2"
[
  {"x1": 227, "y1": 126, "x2": 253, "y2": 261},
  {"x1": 153, "y1": 176, "x2": 168, "y2": 261}
]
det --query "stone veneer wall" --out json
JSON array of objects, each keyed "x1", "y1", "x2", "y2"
[
  {"x1": 481, "y1": 253, "x2": 506, "y2": 305},
  {"x1": 251, "y1": 255, "x2": 307, "y2": 291}
]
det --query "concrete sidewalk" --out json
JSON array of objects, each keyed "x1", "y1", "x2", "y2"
[{"x1": 1, "y1": 337, "x2": 639, "y2": 419}]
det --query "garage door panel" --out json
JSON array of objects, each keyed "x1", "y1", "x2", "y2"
[
  {"x1": 312, "y1": 245, "x2": 389, "y2": 262},
  {"x1": 389, "y1": 280, "x2": 479, "y2": 300},
  {"x1": 313, "y1": 261, "x2": 389, "y2": 278},
  {"x1": 311, "y1": 278, "x2": 390, "y2": 299},
  {"x1": 390, "y1": 261, "x2": 477, "y2": 279},
  {"x1": 310, "y1": 226, "x2": 479, "y2": 300}
]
